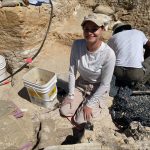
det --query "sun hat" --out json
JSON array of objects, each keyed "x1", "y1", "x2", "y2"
[
  {"x1": 112, "y1": 22, "x2": 132, "y2": 34},
  {"x1": 81, "y1": 13, "x2": 105, "y2": 27}
]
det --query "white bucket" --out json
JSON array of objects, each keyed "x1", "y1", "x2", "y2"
[
  {"x1": 0, "y1": 55, "x2": 7, "y2": 82},
  {"x1": 23, "y1": 67, "x2": 57, "y2": 108}
]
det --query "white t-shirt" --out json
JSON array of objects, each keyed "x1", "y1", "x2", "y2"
[{"x1": 108, "y1": 29, "x2": 148, "y2": 68}]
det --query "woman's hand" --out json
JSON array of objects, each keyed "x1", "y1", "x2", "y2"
[
  {"x1": 83, "y1": 105, "x2": 93, "y2": 121},
  {"x1": 61, "y1": 96, "x2": 73, "y2": 109}
]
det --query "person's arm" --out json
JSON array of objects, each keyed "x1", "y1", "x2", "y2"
[
  {"x1": 68, "y1": 41, "x2": 78, "y2": 98},
  {"x1": 144, "y1": 40, "x2": 150, "y2": 59},
  {"x1": 86, "y1": 49, "x2": 116, "y2": 108},
  {"x1": 61, "y1": 41, "x2": 78, "y2": 107}
]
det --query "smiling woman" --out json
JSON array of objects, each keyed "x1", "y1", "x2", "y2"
[
  {"x1": 59, "y1": 13, "x2": 116, "y2": 131},
  {"x1": 82, "y1": 20, "x2": 105, "y2": 52}
]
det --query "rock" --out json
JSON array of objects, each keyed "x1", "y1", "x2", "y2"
[
  {"x1": 45, "y1": 143, "x2": 102, "y2": 150},
  {"x1": 92, "y1": 13, "x2": 112, "y2": 31},
  {"x1": 0, "y1": 6, "x2": 50, "y2": 52},
  {"x1": 124, "y1": 121, "x2": 150, "y2": 141},
  {"x1": 79, "y1": 0, "x2": 97, "y2": 8},
  {"x1": 36, "y1": 118, "x2": 58, "y2": 149},
  {"x1": 127, "y1": 137, "x2": 135, "y2": 144},
  {"x1": 0, "y1": 100, "x2": 38, "y2": 149},
  {"x1": 94, "y1": 5, "x2": 114, "y2": 15}
]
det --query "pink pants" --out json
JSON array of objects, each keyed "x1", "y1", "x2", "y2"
[{"x1": 60, "y1": 78, "x2": 108, "y2": 125}]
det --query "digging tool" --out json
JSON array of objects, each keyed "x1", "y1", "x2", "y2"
[{"x1": 132, "y1": 90, "x2": 150, "y2": 95}]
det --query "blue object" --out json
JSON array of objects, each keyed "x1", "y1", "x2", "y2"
[{"x1": 29, "y1": 0, "x2": 49, "y2": 6}]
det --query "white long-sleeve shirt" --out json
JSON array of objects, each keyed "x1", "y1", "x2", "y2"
[{"x1": 68, "y1": 39, "x2": 116, "y2": 107}]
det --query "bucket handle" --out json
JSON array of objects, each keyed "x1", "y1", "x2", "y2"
[
  {"x1": 30, "y1": 86, "x2": 57, "y2": 102},
  {"x1": 31, "y1": 87, "x2": 43, "y2": 100}
]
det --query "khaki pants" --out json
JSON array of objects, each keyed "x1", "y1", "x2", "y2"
[
  {"x1": 114, "y1": 57, "x2": 150, "y2": 84},
  {"x1": 59, "y1": 77, "x2": 108, "y2": 125},
  {"x1": 114, "y1": 66, "x2": 144, "y2": 82}
]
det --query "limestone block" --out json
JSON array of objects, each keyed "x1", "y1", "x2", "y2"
[
  {"x1": 0, "y1": 5, "x2": 50, "y2": 52},
  {"x1": 0, "y1": 100, "x2": 37, "y2": 150},
  {"x1": 45, "y1": 143, "x2": 102, "y2": 150},
  {"x1": 94, "y1": 5, "x2": 114, "y2": 15}
]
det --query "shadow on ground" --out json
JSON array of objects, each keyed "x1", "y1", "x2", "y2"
[
  {"x1": 18, "y1": 87, "x2": 31, "y2": 102},
  {"x1": 56, "y1": 78, "x2": 68, "y2": 103},
  {"x1": 61, "y1": 127, "x2": 84, "y2": 145}
]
